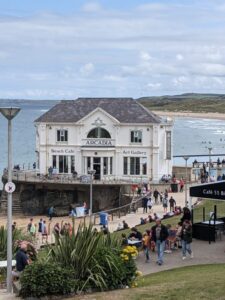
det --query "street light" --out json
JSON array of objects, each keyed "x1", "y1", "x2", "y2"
[
  {"x1": 183, "y1": 156, "x2": 189, "y2": 207},
  {"x1": 0, "y1": 107, "x2": 20, "y2": 293},
  {"x1": 87, "y1": 169, "x2": 96, "y2": 222}
]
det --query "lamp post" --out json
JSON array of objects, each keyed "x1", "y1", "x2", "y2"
[
  {"x1": 0, "y1": 107, "x2": 20, "y2": 293},
  {"x1": 183, "y1": 156, "x2": 189, "y2": 207},
  {"x1": 88, "y1": 169, "x2": 96, "y2": 222}
]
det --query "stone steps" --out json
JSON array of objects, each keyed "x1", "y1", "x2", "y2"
[{"x1": 0, "y1": 191, "x2": 23, "y2": 215}]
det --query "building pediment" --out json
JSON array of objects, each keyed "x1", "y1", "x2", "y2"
[{"x1": 76, "y1": 107, "x2": 120, "y2": 125}]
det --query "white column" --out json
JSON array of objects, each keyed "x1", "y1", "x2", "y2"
[
  {"x1": 100, "y1": 157, "x2": 104, "y2": 178},
  {"x1": 152, "y1": 125, "x2": 159, "y2": 182},
  {"x1": 68, "y1": 156, "x2": 71, "y2": 173}
]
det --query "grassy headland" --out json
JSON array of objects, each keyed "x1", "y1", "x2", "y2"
[{"x1": 138, "y1": 93, "x2": 225, "y2": 113}]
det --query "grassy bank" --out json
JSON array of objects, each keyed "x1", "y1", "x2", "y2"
[
  {"x1": 113, "y1": 199, "x2": 225, "y2": 237},
  {"x1": 72, "y1": 264, "x2": 225, "y2": 300},
  {"x1": 138, "y1": 93, "x2": 225, "y2": 113}
]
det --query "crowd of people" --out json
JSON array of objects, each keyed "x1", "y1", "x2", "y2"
[{"x1": 121, "y1": 207, "x2": 193, "y2": 265}]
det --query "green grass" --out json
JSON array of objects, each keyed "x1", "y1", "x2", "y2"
[
  {"x1": 72, "y1": 264, "x2": 225, "y2": 300},
  {"x1": 113, "y1": 199, "x2": 225, "y2": 238},
  {"x1": 138, "y1": 93, "x2": 225, "y2": 113}
]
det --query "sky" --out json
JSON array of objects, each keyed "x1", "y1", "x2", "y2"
[{"x1": 0, "y1": 0, "x2": 225, "y2": 99}]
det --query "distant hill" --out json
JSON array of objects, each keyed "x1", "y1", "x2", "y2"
[
  {"x1": 138, "y1": 93, "x2": 225, "y2": 113},
  {"x1": 0, "y1": 99, "x2": 60, "y2": 109}
]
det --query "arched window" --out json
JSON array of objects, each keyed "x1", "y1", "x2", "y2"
[{"x1": 87, "y1": 127, "x2": 111, "y2": 138}]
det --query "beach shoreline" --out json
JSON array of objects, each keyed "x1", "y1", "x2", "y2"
[{"x1": 153, "y1": 111, "x2": 225, "y2": 120}]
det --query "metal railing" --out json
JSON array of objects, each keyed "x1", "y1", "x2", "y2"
[{"x1": 2, "y1": 169, "x2": 152, "y2": 185}]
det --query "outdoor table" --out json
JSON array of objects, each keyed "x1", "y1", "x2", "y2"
[{"x1": 0, "y1": 260, "x2": 16, "y2": 268}]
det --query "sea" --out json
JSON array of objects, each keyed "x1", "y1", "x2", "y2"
[{"x1": 0, "y1": 107, "x2": 225, "y2": 181}]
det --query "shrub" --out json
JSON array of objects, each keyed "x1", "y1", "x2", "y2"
[
  {"x1": 48, "y1": 225, "x2": 137, "y2": 292},
  {"x1": 19, "y1": 262, "x2": 76, "y2": 298},
  {"x1": 0, "y1": 226, "x2": 34, "y2": 260}
]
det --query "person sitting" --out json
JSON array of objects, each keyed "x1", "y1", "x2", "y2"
[
  {"x1": 148, "y1": 215, "x2": 154, "y2": 223},
  {"x1": 117, "y1": 223, "x2": 123, "y2": 231},
  {"x1": 101, "y1": 225, "x2": 109, "y2": 235},
  {"x1": 140, "y1": 217, "x2": 146, "y2": 225},
  {"x1": 122, "y1": 220, "x2": 129, "y2": 229},
  {"x1": 128, "y1": 227, "x2": 142, "y2": 241},
  {"x1": 121, "y1": 233, "x2": 128, "y2": 246}
]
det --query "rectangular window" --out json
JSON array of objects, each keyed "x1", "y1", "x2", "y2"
[
  {"x1": 103, "y1": 157, "x2": 108, "y2": 175},
  {"x1": 71, "y1": 156, "x2": 75, "y2": 173},
  {"x1": 52, "y1": 155, "x2": 57, "y2": 168},
  {"x1": 130, "y1": 157, "x2": 140, "y2": 175},
  {"x1": 141, "y1": 157, "x2": 147, "y2": 175},
  {"x1": 166, "y1": 131, "x2": 172, "y2": 160},
  {"x1": 57, "y1": 129, "x2": 68, "y2": 142},
  {"x1": 58, "y1": 155, "x2": 69, "y2": 173},
  {"x1": 123, "y1": 157, "x2": 128, "y2": 175},
  {"x1": 130, "y1": 130, "x2": 142, "y2": 143},
  {"x1": 87, "y1": 157, "x2": 91, "y2": 169}
]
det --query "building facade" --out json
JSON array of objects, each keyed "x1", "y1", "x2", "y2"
[{"x1": 35, "y1": 98, "x2": 173, "y2": 182}]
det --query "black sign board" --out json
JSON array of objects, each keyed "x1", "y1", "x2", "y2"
[{"x1": 190, "y1": 181, "x2": 225, "y2": 200}]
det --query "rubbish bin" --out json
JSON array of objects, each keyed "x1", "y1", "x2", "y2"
[
  {"x1": 99, "y1": 212, "x2": 108, "y2": 226},
  {"x1": 170, "y1": 183, "x2": 178, "y2": 193}
]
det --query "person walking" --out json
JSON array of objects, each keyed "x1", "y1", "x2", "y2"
[
  {"x1": 162, "y1": 196, "x2": 168, "y2": 213},
  {"x1": 169, "y1": 196, "x2": 176, "y2": 212},
  {"x1": 153, "y1": 189, "x2": 159, "y2": 204},
  {"x1": 142, "y1": 232, "x2": 150, "y2": 263},
  {"x1": 142, "y1": 196, "x2": 148, "y2": 213},
  {"x1": 48, "y1": 206, "x2": 54, "y2": 221},
  {"x1": 180, "y1": 220, "x2": 193, "y2": 260},
  {"x1": 12, "y1": 242, "x2": 29, "y2": 279},
  {"x1": 38, "y1": 218, "x2": 43, "y2": 235},
  {"x1": 179, "y1": 178, "x2": 184, "y2": 192},
  {"x1": 147, "y1": 197, "x2": 153, "y2": 212},
  {"x1": 42, "y1": 220, "x2": 48, "y2": 243},
  {"x1": 151, "y1": 219, "x2": 169, "y2": 265}
]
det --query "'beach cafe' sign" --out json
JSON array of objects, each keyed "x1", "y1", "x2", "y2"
[{"x1": 190, "y1": 181, "x2": 225, "y2": 200}]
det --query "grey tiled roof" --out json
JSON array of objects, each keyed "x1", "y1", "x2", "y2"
[{"x1": 35, "y1": 98, "x2": 161, "y2": 124}]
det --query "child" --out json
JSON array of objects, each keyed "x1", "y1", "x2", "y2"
[{"x1": 142, "y1": 232, "x2": 150, "y2": 263}]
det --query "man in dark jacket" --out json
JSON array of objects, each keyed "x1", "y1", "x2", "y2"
[
  {"x1": 151, "y1": 219, "x2": 169, "y2": 265},
  {"x1": 142, "y1": 196, "x2": 148, "y2": 213}
]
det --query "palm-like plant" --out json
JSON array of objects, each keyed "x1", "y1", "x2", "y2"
[
  {"x1": 48, "y1": 225, "x2": 122, "y2": 291},
  {"x1": 0, "y1": 226, "x2": 35, "y2": 260}
]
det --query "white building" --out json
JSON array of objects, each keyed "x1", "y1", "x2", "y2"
[{"x1": 35, "y1": 98, "x2": 173, "y2": 182}]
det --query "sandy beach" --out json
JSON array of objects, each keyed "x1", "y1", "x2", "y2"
[{"x1": 153, "y1": 111, "x2": 225, "y2": 120}]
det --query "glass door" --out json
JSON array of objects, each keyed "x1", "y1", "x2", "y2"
[{"x1": 93, "y1": 157, "x2": 101, "y2": 180}]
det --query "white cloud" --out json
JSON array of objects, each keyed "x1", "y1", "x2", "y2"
[
  {"x1": 80, "y1": 63, "x2": 95, "y2": 76},
  {"x1": 140, "y1": 51, "x2": 152, "y2": 61},
  {"x1": 147, "y1": 82, "x2": 162, "y2": 89},
  {"x1": 0, "y1": 1, "x2": 225, "y2": 98},
  {"x1": 176, "y1": 54, "x2": 184, "y2": 61},
  {"x1": 82, "y1": 2, "x2": 102, "y2": 13}
]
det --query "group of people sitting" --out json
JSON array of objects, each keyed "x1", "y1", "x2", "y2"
[{"x1": 121, "y1": 207, "x2": 193, "y2": 265}]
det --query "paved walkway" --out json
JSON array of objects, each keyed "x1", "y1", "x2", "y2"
[{"x1": 137, "y1": 236, "x2": 225, "y2": 275}]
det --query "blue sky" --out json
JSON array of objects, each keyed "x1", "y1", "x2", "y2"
[{"x1": 0, "y1": 0, "x2": 225, "y2": 99}]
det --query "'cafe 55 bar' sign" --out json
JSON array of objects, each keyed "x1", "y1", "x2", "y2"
[{"x1": 190, "y1": 181, "x2": 225, "y2": 200}]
